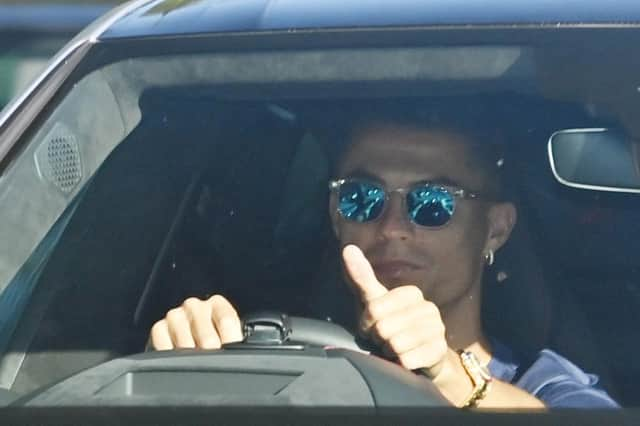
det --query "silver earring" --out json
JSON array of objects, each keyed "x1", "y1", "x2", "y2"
[{"x1": 484, "y1": 249, "x2": 495, "y2": 266}]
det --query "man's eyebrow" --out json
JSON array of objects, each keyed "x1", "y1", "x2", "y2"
[{"x1": 340, "y1": 168, "x2": 382, "y2": 182}]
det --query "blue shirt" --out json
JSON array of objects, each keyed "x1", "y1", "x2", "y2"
[{"x1": 488, "y1": 341, "x2": 619, "y2": 408}]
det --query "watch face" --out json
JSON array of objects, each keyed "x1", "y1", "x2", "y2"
[
  {"x1": 462, "y1": 351, "x2": 493, "y2": 381},
  {"x1": 479, "y1": 364, "x2": 493, "y2": 381}
]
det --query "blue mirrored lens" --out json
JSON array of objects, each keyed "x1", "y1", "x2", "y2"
[
  {"x1": 407, "y1": 185, "x2": 455, "y2": 227},
  {"x1": 337, "y1": 181, "x2": 385, "y2": 222}
]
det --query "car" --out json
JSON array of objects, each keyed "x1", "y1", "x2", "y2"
[
  {"x1": 0, "y1": 3, "x2": 114, "y2": 110},
  {"x1": 1, "y1": 0, "x2": 640, "y2": 424}
]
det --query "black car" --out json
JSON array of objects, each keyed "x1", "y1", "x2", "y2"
[{"x1": 1, "y1": 0, "x2": 640, "y2": 423}]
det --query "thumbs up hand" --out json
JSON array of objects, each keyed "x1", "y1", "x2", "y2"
[{"x1": 343, "y1": 244, "x2": 450, "y2": 378}]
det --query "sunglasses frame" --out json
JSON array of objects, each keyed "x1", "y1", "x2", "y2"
[{"x1": 328, "y1": 178, "x2": 481, "y2": 228}]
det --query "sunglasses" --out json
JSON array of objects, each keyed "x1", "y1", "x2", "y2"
[{"x1": 329, "y1": 178, "x2": 481, "y2": 228}]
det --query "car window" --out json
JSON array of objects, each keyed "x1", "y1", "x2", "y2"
[
  {"x1": 0, "y1": 37, "x2": 68, "y2": 108},
  {"x1": 0, "y1": 39, "x2": 639, "y2": 409}
]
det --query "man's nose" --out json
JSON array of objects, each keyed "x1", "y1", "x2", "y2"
[{"x1": 377, "y1": 193, "x2": 412, "y2": 240}]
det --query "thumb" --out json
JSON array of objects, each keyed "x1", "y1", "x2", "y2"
[{"x1": 343, "y1": 244, "x2": 388, "y2": 302}]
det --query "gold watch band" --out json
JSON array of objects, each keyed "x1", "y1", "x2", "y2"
[{"x1": 457, "y1": 350, "x2": 493, "y2": 408}]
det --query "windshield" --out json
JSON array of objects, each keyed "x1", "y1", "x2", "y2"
[{"x1": 0, "y1": 36, "x2": 639, "y2": 410}]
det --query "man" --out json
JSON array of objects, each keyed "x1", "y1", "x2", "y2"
[{"x1": 150, "y1": 105, "x2": 617, "y2": 408}]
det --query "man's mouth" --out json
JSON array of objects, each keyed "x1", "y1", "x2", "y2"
[{"x1": 370, "y1": 260, "x2": 421, "y2": 283}]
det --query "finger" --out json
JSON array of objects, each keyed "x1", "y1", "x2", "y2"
[
  {"x1": 166, "y1": 307, "x2": 196, "y2": 348},
  {"x1": 361, "y1": 285, "x2": 426, "y2": 331},
  {"x1": 343, "y1": 244, "x2": 388, "y2": 302},
  {"x1": 371, "y1": 300, "x2": 442, "y2": 341},
  {"x1": 396, "y1": 340, "x2": 449, "y2": 371},
  {"x1": 150, "y1": 319, "x2": 173, "y2": 350},
  {"x1": 183, "y1": 297, "x2": 221, "y2": 349},
  {"x1": 209, "y1": 295, "x2": 244, "y2": 344}
]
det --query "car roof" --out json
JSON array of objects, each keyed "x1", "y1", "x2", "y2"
[{"x1": 100, "y1": 0, "x2": 640, "y2": 40}]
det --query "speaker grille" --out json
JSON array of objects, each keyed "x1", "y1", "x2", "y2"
[{"x1": 35, "y1": 123, "x2": 83, "y2": 195}]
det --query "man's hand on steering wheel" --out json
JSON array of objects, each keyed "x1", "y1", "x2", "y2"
[{"x1": 150, "y1": 294, "x2": 243, "y2": 350}]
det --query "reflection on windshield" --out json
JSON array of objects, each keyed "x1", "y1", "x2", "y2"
[{"x1": 0, "y1": 48, "x2": 638, "y2": 409}]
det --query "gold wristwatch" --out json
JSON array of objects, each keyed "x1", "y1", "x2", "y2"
[{"x1": 457, "y1": 350, "x2": 493, "y2": 408}]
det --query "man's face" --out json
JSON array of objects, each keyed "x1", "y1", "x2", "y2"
[{"x1": 330, "y1": 123, "x2": 514, "y2": 309}]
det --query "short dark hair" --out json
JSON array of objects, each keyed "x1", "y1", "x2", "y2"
[{"x1": 326, "y1": 98, "x2": 510, "y2": 200}]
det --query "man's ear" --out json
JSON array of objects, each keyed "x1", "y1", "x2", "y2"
[
  {"x1": 485, "y1": 202, "x2": 517, "y2": 253},
  {"x1": 329, "y1": 194, "x2": 341, "y2": 238}
]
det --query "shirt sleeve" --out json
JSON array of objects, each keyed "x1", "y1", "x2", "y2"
[{"x1": 514, "y1": 349, "x2": 619, "y2": 408}]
